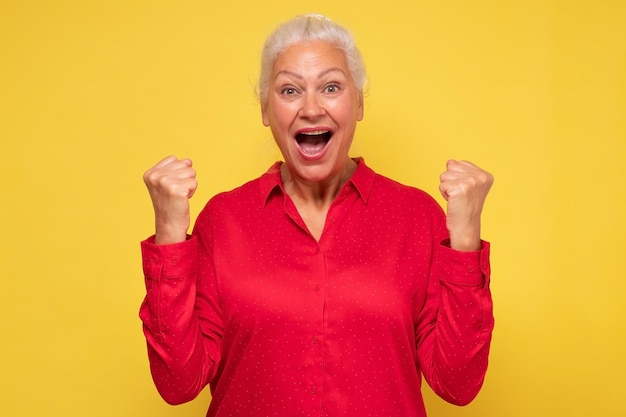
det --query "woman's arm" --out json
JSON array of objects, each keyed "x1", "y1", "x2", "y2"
[
  {"x1": 139, "y1": 156, "x2": 223, "y2": 404},
  {"x1": 415, "y1": 160, "x2": 495, "y2": 404}
]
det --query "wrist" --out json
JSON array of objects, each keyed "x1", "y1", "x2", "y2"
[
  {"x1": 448, "y1": 226, "x2": 481, "y2": 252},
  {"x1": 154, "y1": 223, "x2": 188, "y2": 245}
]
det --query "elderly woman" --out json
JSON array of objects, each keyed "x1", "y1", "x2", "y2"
[{"x1": 140, "y1": 14, "x2": 494, "y2": 417}]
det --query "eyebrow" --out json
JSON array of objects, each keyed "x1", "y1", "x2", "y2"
[{"x1": 275, "y1": 67, "x2": 347, "y2": 80}]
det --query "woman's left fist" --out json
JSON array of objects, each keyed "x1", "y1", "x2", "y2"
[{"x1": 439, "y1": 160, "x2": 494, "y2": 251}]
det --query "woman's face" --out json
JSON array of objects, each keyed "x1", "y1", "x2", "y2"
[{"x1": 262, "y1": 40, "x2": 364, "y2": 184}]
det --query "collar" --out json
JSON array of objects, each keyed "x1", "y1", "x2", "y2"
[{"x1": 259, "y1": 157, "x2": 376, "y2": 207}]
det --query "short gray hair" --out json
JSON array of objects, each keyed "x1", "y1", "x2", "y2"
[{"x1": 258, "y1": 14, "x2": 366, "y2": 105}]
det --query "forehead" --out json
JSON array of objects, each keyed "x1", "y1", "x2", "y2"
[{"x1": 272, "y1": 40, "x2": 349, "y2": 76}]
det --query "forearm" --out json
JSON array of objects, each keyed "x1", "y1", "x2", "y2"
[
  {"x1": 417, "y1": 242, "x2": 494, "y2": 405},
  {"x1": 141, "y1": 302, "x2": 216, "y2": 404},
  {"x1": 139, "y1": 237, "x2": 221, "y2": 404}
]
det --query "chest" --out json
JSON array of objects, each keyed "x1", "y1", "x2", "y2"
[{"x1": 211, "y1": 200, "x2": 435, "y2": 334}]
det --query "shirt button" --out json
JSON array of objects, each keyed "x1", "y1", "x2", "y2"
[
  {"x1": 314, "y1": 284, "x2": 321, "y2": 291},
  {"x1": 312, "y1": 337, "x2": 319, "y2": 345},
  {"x1": 171, "y1": 256, "x2": 179, "y2": 264},
  {"x1": 311, "y1": 387, "x2": 317, "y2": 395},
  {"x1": 151, "y1": 256, "x2": 159, "y2": 264},
  {"x1": 467, "y1": 265, "x2": 475, "y2": 273}
]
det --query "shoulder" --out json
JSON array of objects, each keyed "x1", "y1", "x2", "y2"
[
  {"x1": 206, "y1": 162, "x2": 281, "y2": 210},
  {"x1": 369, "y1": 170, "x2": 443, "y2": 215},
  {"x1": 196, "y1": 163, "x2": 282, "y2": 223},
  {"x1": 356, "y1": 165, "x2": 447, "y2": 238},
  {"x1": 353, "y1": 158, "x2": 440, "y2": 209},
  {"x1": 203, "y1": 175, "x2": 265, "y2": 214},
  {"x1": 193, "y1": 174, "x2": 265, "y2": 235}
]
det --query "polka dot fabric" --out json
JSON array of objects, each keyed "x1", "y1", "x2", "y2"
[{"x1": 140, "y1": 158, "x2": 493, "y2": 417}]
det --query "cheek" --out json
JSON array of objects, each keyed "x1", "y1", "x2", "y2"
[
  {"x1": 267, "y1": 111, "x2": 294, "y2": 146},
  {"x1": 333, "y1": 105, "x2": 359, "y2": 128},
  {"x1": 330, "y1": 95, "x2": 361, "y2": 122},
  {"x1": 268, "y1": 102, "x2": 297, "y2": 128}
]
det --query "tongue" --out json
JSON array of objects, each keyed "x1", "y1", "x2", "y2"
[
  {"x1": 300, "y1": 141, "x2": 326, "y2": 155},
  {"x1": 298, "y1": 135, "x2": 327, "y2": 155}
]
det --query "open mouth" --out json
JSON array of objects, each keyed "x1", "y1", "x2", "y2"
[{"x1": 295, "y1": 130, "x2": 333, "y2": 156}]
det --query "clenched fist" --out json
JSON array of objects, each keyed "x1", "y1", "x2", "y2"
[
  {"x1": 143, "y1": 156, "x2": 198, "y2": 245},
  {"x1": 439, "y1": 160, "x2": 494, "y2": 252}
]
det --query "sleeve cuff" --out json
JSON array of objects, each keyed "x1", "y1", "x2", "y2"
[
  {"x1": 141, "y1": 235, "x2": 198, "y2": 279},
  {"x1": 436, "y1": 240, "x2": 491, "y2": 286}
]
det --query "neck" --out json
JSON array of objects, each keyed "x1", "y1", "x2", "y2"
[{"x1": 281, "y1": 159, "x2": 357, "y2": 208}]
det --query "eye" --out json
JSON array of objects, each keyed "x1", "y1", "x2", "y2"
[
  {"x1": 324, "y1": 84, "x2": 340, "y2": 93},
  {"x1": 280, "y1": 86, "x2": 298, "y2": 95}
]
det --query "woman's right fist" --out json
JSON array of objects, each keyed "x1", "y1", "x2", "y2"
[{"x1": 143, "y1": 155, "x2": 198, "y2": 245}]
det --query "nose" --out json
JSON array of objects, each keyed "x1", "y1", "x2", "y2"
[{"x1": 300, "y1": 93, "x2": 324, "y2": 119}]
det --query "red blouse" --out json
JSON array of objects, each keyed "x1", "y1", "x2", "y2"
[{"x1": 140, "y1": 158, "x2": 493, "y2": 417}]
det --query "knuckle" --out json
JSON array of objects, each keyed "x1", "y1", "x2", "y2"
[
  {"x1": 157, "y1": 175, "x2": 176, "y2": 191},
  {"x1": 143, "y1": 170, "x2": 160, "y2": 186},
  {"x1": 463, "y1": 176, "x2": 477, "y2": 188},
  {"x1": 476, "y1": 171, "x2": 492, "y2": 186}
]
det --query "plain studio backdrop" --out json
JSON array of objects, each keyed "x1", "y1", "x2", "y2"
[{"x1": 1, "y1": 1, "x2": 624, "y2": 416}]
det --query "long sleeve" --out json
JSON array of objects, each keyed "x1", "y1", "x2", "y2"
[
  {"x1": 415, "y1": 238, "x2": 493, "y2": 405},
  {"x1": 139, "y1": 233, "x2": 224, "y2": 405}
]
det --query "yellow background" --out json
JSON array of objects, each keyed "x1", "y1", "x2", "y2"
[{"x1": 1, "y1": 0, "x2": 624, "y2": 416}]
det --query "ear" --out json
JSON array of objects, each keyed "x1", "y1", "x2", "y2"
[
  {"x1": 261, "y1": 103, "x2": 270, "y2": 127},
  {"x1": 356, "y1": 91, "x2": 364, "y2": 121}
]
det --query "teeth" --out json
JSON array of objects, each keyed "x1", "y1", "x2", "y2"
[{"x1": 299, "y1": 130, "x2": 329, "y2": 136}]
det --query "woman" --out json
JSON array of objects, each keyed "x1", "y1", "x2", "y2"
[{"x1": 140, "y1": 14, "x2": 494, "y2": 417}]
